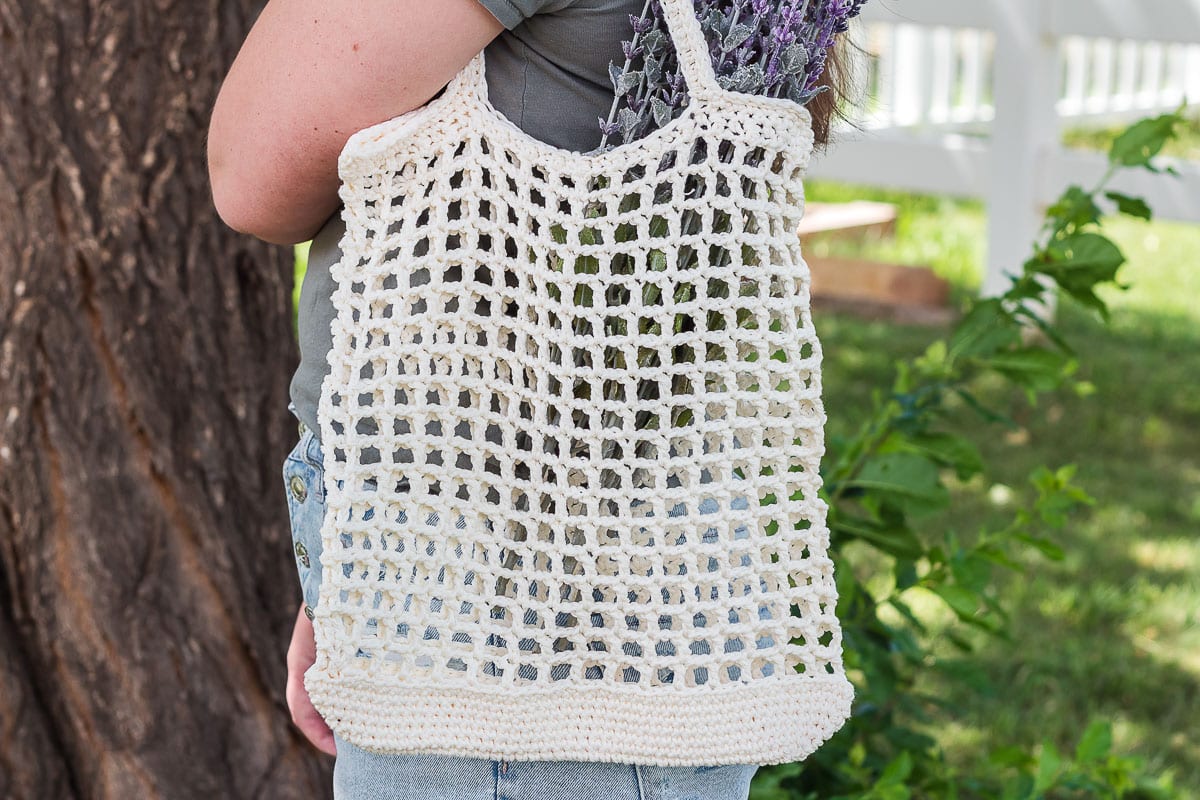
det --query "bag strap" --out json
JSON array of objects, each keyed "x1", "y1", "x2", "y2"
[
  {"x1": 446, "y1": 0, "x2": 719, "y2": 106},
  {"x1": 656, "y1": 0, "x2": 721, "y2": 97}
]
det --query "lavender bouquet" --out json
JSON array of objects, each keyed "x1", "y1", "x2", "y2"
[{"x1": 599, "y1": 0, "x2": 868, "y2": 149}]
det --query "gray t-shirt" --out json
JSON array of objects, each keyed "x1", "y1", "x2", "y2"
[{"x1": 288, "y1": 0, "x2": 642, "y2": 441}]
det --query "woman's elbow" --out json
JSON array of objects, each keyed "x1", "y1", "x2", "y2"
[
  {"x1": 208, "y1": 135, "x2": 262, "y2": 239},
  {"x1": 208, "y1": 156, "x2": 287, "y2": 245},
  {"x1": 206, "y1": 132, "x2": 330, "y2": 246}
]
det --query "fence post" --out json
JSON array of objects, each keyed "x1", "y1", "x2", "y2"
[{"x1": 983, "y1": 0, "x2": 1061, "y2": 307}]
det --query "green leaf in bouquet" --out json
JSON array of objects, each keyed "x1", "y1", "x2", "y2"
[
  {"x1": 649, "y1": 213, "x2": 670, "y2": 238},
  {"x1": 650, "y1": 95, "x2": 672, "y2": 127},
  {"x1": 572, "y1": 282, "x2": 594, "y2": 308},
  {"x1": 573, "y1": 252, "x2": 600, "y2": 274},
  {"x1": 736, "y1": 307, "x2": 759, "y2": 330},
  {"x1": 615, "y1": 68, "x2": 643, "y2": 96},
  {"x1": 722, "y1": 22, "x2": 756, "y2": 50}
]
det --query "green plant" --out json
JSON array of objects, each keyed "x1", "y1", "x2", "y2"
[{"x1": 752, "y1": 105, "x2": 1190, "y2": 799}]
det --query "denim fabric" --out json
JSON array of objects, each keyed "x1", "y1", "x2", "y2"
[
  {"x1": 282, "y1": 417, "x2": 327, "y2": 618},
  {"x1": 281, "y1": 402, "x2": 759, "y2": 798},
  {"x1": 332, "y1": 733, "x2": 758, "y2": 800}
]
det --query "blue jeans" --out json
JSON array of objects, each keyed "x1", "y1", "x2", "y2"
[{"x1": 281, "y1": 403, "x2": 759, "y2": 798}]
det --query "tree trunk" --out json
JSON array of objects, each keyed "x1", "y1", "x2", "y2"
[{"x1": 0, "y1": 2, "x2": 332, "y2": 797}]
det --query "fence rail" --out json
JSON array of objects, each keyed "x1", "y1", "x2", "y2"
[{"x1": 808, "y1": 0, "x2": 1200, "y2": 297}]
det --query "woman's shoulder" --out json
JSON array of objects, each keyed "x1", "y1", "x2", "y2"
[{"x1": 479, "y1": 0, "x2": 641, "y2": 31}]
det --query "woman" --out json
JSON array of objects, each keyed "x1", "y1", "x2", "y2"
[{"x1": 208, "y1": 1, "x2": 853, "y2": 797}]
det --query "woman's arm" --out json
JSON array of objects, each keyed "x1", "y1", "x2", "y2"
[{"x1": 207, "y1": 0, "x2": 503, "y2": 245}]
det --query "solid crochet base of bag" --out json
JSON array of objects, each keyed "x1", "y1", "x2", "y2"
[{"x1": 304, "y1": 668, "x2": 854, "y2": 766}]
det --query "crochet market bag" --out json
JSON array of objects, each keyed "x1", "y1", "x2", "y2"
[{"x1": 308, "y1": 0, "x2": 854, "y2": 767}]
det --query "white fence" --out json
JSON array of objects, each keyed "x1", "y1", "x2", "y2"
[{"x1": 807, "y1": 0, "x2": 1200, "y2": 297}]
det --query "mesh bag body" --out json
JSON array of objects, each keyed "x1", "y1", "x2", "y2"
[{"x1": 308, "y1": 0, "x2": 854, "y2": 766}]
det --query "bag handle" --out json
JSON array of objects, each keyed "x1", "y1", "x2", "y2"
[{"x1": 655, "y1": 0, "x2": 720, "y2": 97}]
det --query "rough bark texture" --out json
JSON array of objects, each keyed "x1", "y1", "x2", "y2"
[{"x1": 0, "y1": 2, "x2": 333, "y2": 797}]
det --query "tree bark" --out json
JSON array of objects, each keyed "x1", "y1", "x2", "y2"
[{"x1": 0, "y1": 2, "x2": 332, "y2": 797}]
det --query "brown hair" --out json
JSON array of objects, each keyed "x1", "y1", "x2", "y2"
[{"x1": 807, "y1": 35, "x2": 857, "y2": 149}]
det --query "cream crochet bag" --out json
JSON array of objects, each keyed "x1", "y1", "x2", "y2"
[{"x1": 308, "y1": 0, "x2": 854, "y2": 767}]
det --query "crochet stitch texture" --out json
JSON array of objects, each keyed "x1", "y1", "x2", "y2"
[{"x1": 308, "y1": 0, "x2": 854, "y2": 766}]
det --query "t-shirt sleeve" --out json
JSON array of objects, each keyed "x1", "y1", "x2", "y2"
[{"x1": 476, "y1": 0, "x2": 573, "y2": 30}]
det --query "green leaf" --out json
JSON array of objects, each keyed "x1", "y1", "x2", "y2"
[
  {"x1": 1104, "y1": 191, "x2": 1153, "y2": 221},
  {"x1": 989, "y1": 744, "x2": 1034, "y2": 769},
  {"x1": 930, "y1": 583, "x2": 981, "y2": 620},
  {"x1": 933, "y1": 656, "x2": 994, "y2": 693},
  {"x1": 948, "y1": 298, "x2": 1021, "y2": 361},
  {"x1": 1046, "y1": 185, "x2": 1102, "y2": 232},
  {"x1": 615, "y1": 69, "x2": 643, "y2": 95},
  {"x1": 901, "y1": 431, "x2": 984, "y2": 481},
  {"x1": 848, "y1": 452, "x2": 950, "y2": 517},
  {"x1": 1012, "y1": 303, "x2": 1075, "y2": 356},
  {"x1": 1045, "y1": 232, "x2": 1126, "y2": 286},
  {"x1": 975, "y1": 541, "x2": 1025, "y2": 571},
  {"x1": 978, "y1": 347, "x2": 1071, "y2": 394},
  {"x1": 1012, "y1": 532, "x2": 1066, "y2": 561},
  {"x1": 1075, "y1": 720, "x2": 1113, "y2": 763},
  {"x1": 1030, "y1": 463, "x2": 1096, "y2": 526},
  {"x1": 1033, "y1": 739, "x2": 1062, "y2": 793},
  {"x1": 723, "y1": 22, "x2": 756, "y2": 50},
  {"x1": 878, "y1": 750, "x2": 914, "y2": 785},
  {"x1": 888, "y1": 594, "x2": 929, "y2": 634},
  {"x1": 950, "y1": 551, "x2": 992, "y2": 594},
  {"x1": 954, "y1": 387, "x2": 1020, "y2": 429},
  {"x1": 831, "y1": 515, "x2": 924, "y2": 559},
  {"x1": 1108, "y1": 108, "x2": 1184, "y2": 169},
  {"x1": 1037, "y1": 232, "x2": 1127, "y2": 318}
]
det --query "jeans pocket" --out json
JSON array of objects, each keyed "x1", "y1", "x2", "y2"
[
  {"x1": 635, "y1": 763, "x2": 758, "y2": 800},
  {"x1": 283, "y1": 430, "x2": 326, "y2": 617}
]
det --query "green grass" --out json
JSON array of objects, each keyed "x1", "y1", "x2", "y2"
[{"x1": 809, "y1": 172, "x2": 1200, "y2": 792}]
